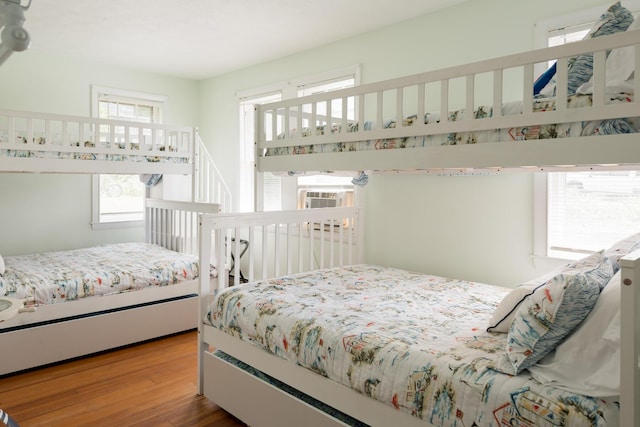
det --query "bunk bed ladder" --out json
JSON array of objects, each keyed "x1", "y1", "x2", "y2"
[{"x1": 193, "y1": 130, "x2": 232, "y2": 212}]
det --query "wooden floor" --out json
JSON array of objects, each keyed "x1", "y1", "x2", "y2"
[{"x1": 0, "y1": 330, "x2": 245, "y2": 427}]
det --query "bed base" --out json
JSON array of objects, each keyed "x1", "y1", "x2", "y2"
[
  {"x1": 198, "y1": 208, "x2": 640, "y2": 426},
  {"x1": 202, "y1": 325, "x2": 424, "y2": 427},
  {"x1": 1, "y1": 199, "x2": 219, "y2": 376},
  {"x1": 0, "y1": 290, "x2": 197, "y2": 376}
]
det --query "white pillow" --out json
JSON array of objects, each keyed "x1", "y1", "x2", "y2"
[
  {"x1": 577, "y1": 18, "x2": 640, "y2": 95},
  {"x1": 528, "y1": 271, "x2": 621, "y2": 396},
  {"x1": 0, "y1": 253, "x2": 4, "y2": 276},
  {"x1": 486, "y1": 283, "x2": 543, "y2": 333}
]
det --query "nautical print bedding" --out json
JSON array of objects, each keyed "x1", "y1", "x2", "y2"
[
  {"x1": 265, "y1": 92, "x2": 638, "y2": 156},
  {"x1": 205, "y1": 264, "x2": 619, "y2": 427},
  {"x1": 0, "y1": 135, "x2": 190, "y2": 164},
  {"x1": 0, "y1": 147, "x2": 189, "y2": 164},
  {"x1": 0, "y1": 242, "x2": 199, "y2": 305}
]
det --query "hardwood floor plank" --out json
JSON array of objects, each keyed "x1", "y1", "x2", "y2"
[{"x1": 0, "y1": 331, "x2": 245, "y2": 426}]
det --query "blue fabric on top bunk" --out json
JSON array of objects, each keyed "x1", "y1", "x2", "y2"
[{"x1": 534, "y1": 62, "x2": 556, "y2": 96}]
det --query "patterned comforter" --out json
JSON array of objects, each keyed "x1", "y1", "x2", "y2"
[
  {"x1": 266, "y1": 93, "x2": 637, "y2": 157},
  {"x1": 0, "y1": 242, "x2": 199, "y2": 305},
  {"x1": 205, "y1": 264, "x2": 619, "y2": 427}
]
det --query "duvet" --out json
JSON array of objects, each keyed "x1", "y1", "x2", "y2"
[{"x1": 205, "y1": 264, "x2": 619, "y2": 427}]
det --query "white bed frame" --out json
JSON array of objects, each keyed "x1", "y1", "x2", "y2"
[
  {"x1": 256, "y1": 30, "x2": 640, "y2": 175},
  {"x1": 0, "y1": 108, "x2": 233, "y2": 212},
  {"x1": 0, "y1": 108, "x2": 195, "y2": 174},
  {"x1": 197, "y1": 29, "x2": 640, "y2": 427},
  {"x1": 197, "y1": 207, "x2": 640, "y2": 426},
  {"x1": 0, "y1": 198, "x2": 219, "y2": 376}
]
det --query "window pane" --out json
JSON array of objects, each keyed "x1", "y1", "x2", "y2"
[
  {"x1": 548, "y1": 171, "x2": 640, "y2": 258},
  {"x1": 99, "y1": 175, "x2": 145, "y2": 222},
  {"x1": 95, "y1": 92, "x2": 160, "y2": 224}
]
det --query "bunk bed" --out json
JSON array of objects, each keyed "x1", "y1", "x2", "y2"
[
  {"x1": 198, "y1": 4, "x2": 640, "y2": 426},
  {"x1": 0, "y1": 108, "x2": 222, "y2": 375},
  {"x1": 256, "y1": 22, "x2": 640, "y2": 176},
  {"x1": 0, "y1": 108, "x2": 195, "y2": 174},
  {"x1": 0, "y1": 198, "x2": 219, "y2": 376}
]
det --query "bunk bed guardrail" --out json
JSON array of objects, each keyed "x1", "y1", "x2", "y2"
[
  {"x1": 0, "y1": 108, "x2": 195, "y2": 174},
  {"x1": 256, "y1": 30, "x2": 640, "y2": 174}
]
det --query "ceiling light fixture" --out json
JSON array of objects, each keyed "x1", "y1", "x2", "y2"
[{"x1": 0, "y1": 0, "x2": 30, "y2": 66}]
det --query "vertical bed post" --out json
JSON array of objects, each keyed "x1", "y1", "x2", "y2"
[
  {"x1": 197, "y1": 212, "x2": 213, "y2": 395},
  {"x1": 620, "y1": 249, "x2": 640, "y2": 426}
]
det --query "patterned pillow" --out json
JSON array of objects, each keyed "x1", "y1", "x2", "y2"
[
  {"x1": 0, "y1": 253, "x2": 4, "y2": 276},
  {"x1": 566, "y1": 2, "x2": 634, "y2": 95},
  {"x1": 494, "y1": 251, "x2": 613, "y2": 375}
]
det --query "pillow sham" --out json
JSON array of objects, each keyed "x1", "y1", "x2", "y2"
[
  {"x1": 566, "y1": 1, "x2": 634, "y2": 96},
  {"x1": 528, "y1": 271, "x2": 621, "y2": 396},
  {"x1": 603, "y1": 231, "x2": 640, "y2": 274},
  {"x1": 487, "y1": 250, "x2": 610, "y2": 333},
  {"x1": 487, "y1": 278, "x2": 549, "y2": 333},
  {"x1": 494, "y1": 251, "x2": 613, "y2": 375},
  {"x1": 576, "y1": 16, "x2": 639, "y2": 95}
]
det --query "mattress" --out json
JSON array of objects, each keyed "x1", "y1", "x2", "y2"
[
  {"x1": 265, "y1": 92, "x2": 638, "y2": 157},
  {"x1": 205, "y1": 264, "x2": 619, "y2": 427},
  {"x1": 0, "y1": 242, "x2": 199, "y2": 305},
  {"x1": 0, "y1": 147, "x2": 189, "y2": 164}
]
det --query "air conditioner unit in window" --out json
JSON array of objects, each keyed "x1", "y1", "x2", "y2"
[
  {"x1": 303, "y1": 191, "x2": 345, "y2": 209},
  {"x1": 300, "y1": 189, "x2": 354, "y2": 230}
]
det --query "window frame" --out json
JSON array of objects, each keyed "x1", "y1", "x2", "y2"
[
  {"x1": 90, "y1": 85, "x2": 168, "y2": 230},
  {"x1": 533, "y1": 5, "x2": 640, "y2": 261},
  {"x1": 237, "y1": 65, "x2": 361, "y2": 212}
]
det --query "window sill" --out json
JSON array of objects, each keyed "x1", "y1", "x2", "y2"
[{"x1": 91, "y1": 220, "x2": 144, "y2": 230}]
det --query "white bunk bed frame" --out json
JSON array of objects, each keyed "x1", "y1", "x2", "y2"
[
  {"x1": 0, "y1": 108, "x2": 195, "y2": 174},
  {"x1": 198, "y1": 30, "x2": 640, "y2": 426},
  {"x1": 256, "y1": 30, "x2": 640, "y2": 175},
  {"x1": 0, "y1": 198, "x2": 219, "y2": 376},
  {"x1": 0, "y1": 108, "x2": 233, "y2": 211}
]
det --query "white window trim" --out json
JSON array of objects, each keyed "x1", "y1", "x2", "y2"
[
  {"x1": 533, "y1": 2, "x2": 640, "y2": 76},
  {"x1": 238, "y1": 65, "x2": 361, "y2": 212},
  {"x1": 90, "y1": 85, "x2": 168, "y2": 230},
  {"x1": 532, "y1": 4, "x2": 640, "y2": 264}
]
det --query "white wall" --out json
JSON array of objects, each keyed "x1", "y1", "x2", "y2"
[
  {"x1": 0, "y1": 0, "x2": 617, "y2": 283},
  {"x1": 0, "y1": 51, "x2": 199, "y2": 255},
  {"x1": 196, "y1": 0, "x2": 614, "y2": 287}
]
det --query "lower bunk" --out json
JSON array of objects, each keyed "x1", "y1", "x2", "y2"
[
  {"x1": 197, "y1": 208, "x2": 640, "y2": 427},
  {"x1": 0, "y1": 198, "x2": 219, "y2": 376}
]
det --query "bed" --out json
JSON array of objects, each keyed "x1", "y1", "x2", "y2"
[
  {"x1": 197, "y1": 208, "x2": 640, "y2": 427},
  {"x1": 0, "y1": 100, "x2": 230, "y2": 375},
  {"x1": 0, "y1": 108, "x2": 195, "y2": 174},
  {"x1": 0, "y1": 198, "x2": 220, "y2": 376},
  {"x1": 255, "y1": 7, "x2": 640, "y2": 176},
  {"x1": 198, "y1": 3, "x2": 640, "y2": 426}
]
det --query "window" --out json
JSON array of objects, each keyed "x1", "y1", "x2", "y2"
[
  {"x1": 542, "y1": 171, "x2": 640, "y2": 259},
  {"x1": 533, "y1": 7, "x2": 640, "y2": 259},
  {"x1": 90, "y1": 86, "x2": 167, "y2": 228},
  {"x1": 238, "y1": 66, "x2": 360, "y2": 212}
]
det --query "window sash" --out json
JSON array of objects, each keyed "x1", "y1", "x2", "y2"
[{"x1": 90, "y1": 86, "x2": 166, "y2": 228}]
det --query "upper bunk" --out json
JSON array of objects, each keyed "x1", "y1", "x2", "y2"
[
  {"x1": 0, "y1": 108, "x2": 196, "y2": 174},
  {"x1": 255, "y1": 27, "x2": 640, "y2": 175}
]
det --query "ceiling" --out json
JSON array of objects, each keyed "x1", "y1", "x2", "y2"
[{"x1": 22, "y1": 0, "x2": 468, "y2": 80}]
